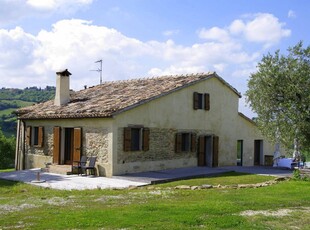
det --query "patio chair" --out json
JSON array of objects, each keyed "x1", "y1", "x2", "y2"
[
  {"x1": 81, "y1": 156, "x2": 97, "y2": 176},
  {"x1": 72, "y1": 155, "x2": 87, "y2": 175}
]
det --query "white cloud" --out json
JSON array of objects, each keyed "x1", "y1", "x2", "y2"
[
  {"x1": 198, "y1": 27, "x2": 230, "y2": 42},
  {"x1": 288, "y1": 10, "x2": 296, "y2": 18},
  {"x1": 162, "y1": 30, "x2": 180, "y2": 37},
  {"x1": 242, "y1": 13, "x2": 291, "y2": 45},
  {"x1": 0, "y1": 0, "x2": 93, "y2": 26},
  {"x1": 229, "y1": 19, "x2": 245, "y2": 35},
  {"x1": 199, "y1": 13, "x2": 291, "y2": 48}
]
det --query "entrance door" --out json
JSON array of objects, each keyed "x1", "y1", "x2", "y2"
[
  {"x1": 64, "y1": 128, "x2": 74, "y2": 164},
  {"x1": 237, "y1": 140, "x2": 243, "y2": 166},
  {"x1": 53, "y1": 127, "x2": 82, "y2": 165},
  {"x1": 254, "y1": 140, "x2": 263, "y2": 165},
  {"x1": 197, "y1": 135, "x2": 219, "y2": 167}
]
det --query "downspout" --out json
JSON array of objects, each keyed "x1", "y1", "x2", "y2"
[{"x1": 14, "y1": 119, "x2": 21, "y2": 170}]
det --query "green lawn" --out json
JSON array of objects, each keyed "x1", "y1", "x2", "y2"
[{"x1": 0, "y1": 173, "x2": 309, "y2": 229}]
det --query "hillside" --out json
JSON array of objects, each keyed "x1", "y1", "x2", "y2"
[{"x1": 0, "y1": 86, "x2": 55, "y2": 137}]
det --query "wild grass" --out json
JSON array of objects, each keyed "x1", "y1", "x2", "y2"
[
  {"x1": 0, "y1": 173, "x2": 309, "y2": 229},
  {"x1": 156, "y1": 172, "x2": 275, "y2": 187}
]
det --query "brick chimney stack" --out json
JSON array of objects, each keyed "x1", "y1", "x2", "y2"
[{"x1": 54, "y1": 69, "x2": 71, "y2": 106}]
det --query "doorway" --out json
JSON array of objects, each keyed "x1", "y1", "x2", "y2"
[
  {"x1": 64, "y1": 128, "x2": 74, "y2": 164},
  {"x1": 237, "y1": 140, "x2": 243, "y2": 166},
  {"x1": 254, "y1": 140, "x2": 263, "y2": 165},
  {"x1": 53, "y1": 127, "x2": 82, "y2": 165},
  {"x1": 198, "y1": 135, "x2": 219, "y2": 167}
]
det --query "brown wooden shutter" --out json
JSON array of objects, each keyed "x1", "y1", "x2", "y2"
[
  {"x1": 124, "y1": 127, "x2": 132, "y2": 151},
  {"x1": 26, "y1": 126, "x2": 31, "y2": 146},
  {"x1": 198, "y1": 136, "x2": 205, "y2": 166},
  {"x1": 175, "y1": 133, "x2": 182, "y2": 153},
  {"x1": 73, "y1": 128, "x2": 82, "y2": 162},
  {"x1": 212, "y1": 135, "x2": 219, "y2": 167},
  {"x1": 38, "y1": 126, "x2": 44, "y2": 147},
  {"x1": 204, "y1": 93, "x2": 210, "y2": 111},
  {"x1": 193, "y1": 92, "x2": 199, "y2": 110},
  {"x1": 143, "y1": 128, "x2": 150, "y2": 151},
  {"x1": 191, "y1": 133, "x2": 197, "y2": 152},
  {"x1": 53, "y1": 127, "x2": 61, "y2": 164}
]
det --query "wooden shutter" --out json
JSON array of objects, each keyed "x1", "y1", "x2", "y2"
[
  {"x1": 198, "y1": 136, "x2": 205, "y2": 166},
  {"x1": 175, "y1": 133, "x2": 182, "y2": 153},
  {"x1": 212, "y1": 135, "x2": 219, "y2": 167},
  {"x1": 191, "y1": 133, "x2": 197, "y2": 152},
  {"x1": 73, "y1": 128, "x2": 82, "y2": 162},
  {"x1": 193, "y1": 92, "x2": 199, "y2": 110},
  {"x1": 26, "y1": 126, "x2": 31, "y2": 146},
  {"x1": 124, "y1": 127, "x2": 132, "y2": 151},
  {"x1": 143, "y1": 128, "x2": 150, "y2": 151},
  {"x1": 37, "y1": 126, "x2": 44, "y2": 147},
  {"x1": 53, "y1": 127, "x2": 61, "y2": 164},
  {"x1": 204, "y1": 93, "x2": 210, "y2": 111}
]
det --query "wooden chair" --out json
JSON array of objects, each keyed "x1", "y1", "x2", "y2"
[
  {"x1": 72, "y1": 155, "x2": 87, "y2": 175},
  {"x1": 81, "y1": 156, "x2": 97, "y2": 176}
]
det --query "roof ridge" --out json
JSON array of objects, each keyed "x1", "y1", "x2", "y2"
[{"x1": 98, "y1": 71, "x2": 215, "y2": 85}]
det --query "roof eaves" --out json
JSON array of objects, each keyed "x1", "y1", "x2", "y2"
[
  {"x1": 212, "y1": 72, "x2": 242, "y2": 98},
  {"x1": 238, "y1": 112, "x2": 256, "y2": 125}
]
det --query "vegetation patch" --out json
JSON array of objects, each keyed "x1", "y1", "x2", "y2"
[{"x1": 0, "y1": 173, "x2": 309, "y2": 229}]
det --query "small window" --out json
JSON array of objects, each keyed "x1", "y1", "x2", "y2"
[
  {"x1": 124, "y1": 127, "x2": 150, "y2": 151},
  {"x1": 175, "y1": 132, "x2": 196, "y2": 153},
  {"x1": 193, "y1": 92, "x2": 210, "y2": 110},
  {"x1": 131, "y1": 128, "x2": 142, "y2": 151},
  {"x1": 33, "y1": 127, "x2": 39, "y2": 146},
  {"x1": 27, "y1": 126, "x2": 44, "y2": 147},
  {"x1": 181, "y1": 133, "x2": 191, "y2": 151}
]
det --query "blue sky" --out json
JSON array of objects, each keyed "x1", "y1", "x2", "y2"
[{"x1": 0, "y1": 0, "x2": 309, "y2": 117}]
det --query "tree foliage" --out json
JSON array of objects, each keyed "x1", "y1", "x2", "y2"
[
  {"x1": 0, "y1": 128, "x2": 15, "y2": 169},
  {"x1": 246, "y1": 41, "x2": 310, "y2": 152}
]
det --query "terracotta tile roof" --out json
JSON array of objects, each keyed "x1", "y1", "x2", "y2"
[{"x1": 16, "y1": 72, "x2": 241, "y2": 119}]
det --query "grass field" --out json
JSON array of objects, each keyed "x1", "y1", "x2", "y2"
[{"x1": 0, "y1": 172, "x2": 309, "y2": 229}]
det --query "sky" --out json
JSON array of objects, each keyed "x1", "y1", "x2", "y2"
[{"x1": 0, "y1": 0, "x2": 309, "y2": 118}]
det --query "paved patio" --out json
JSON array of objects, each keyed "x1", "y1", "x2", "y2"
[{"x1": 0, "y1": 166, "x2": 293, "y2": 190}]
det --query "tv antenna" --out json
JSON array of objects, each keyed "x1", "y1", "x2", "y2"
[{"x1": 90, "y1": 59, "x2": 103, "y2": 84}]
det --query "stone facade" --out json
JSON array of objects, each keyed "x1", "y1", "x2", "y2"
[
  {"x1": 83, "y1": 127, "x2": 109, "y2": 163},
  {"x1": 23, "y1": 124, "x2": 110, "y2": 170}
]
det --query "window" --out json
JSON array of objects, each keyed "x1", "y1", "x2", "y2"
[
  {"x1": 33, "y1": 127, "x2": 39, "y2": 146},
  {"x1": 193, "y1": 92, "x2": 210, "y2": 110},
  {"x1": 26, "y1": 126, "x2": 44, "y2": 147},
  {"x1": 124, "y1": 127, "x2": 150, "y2": 151},
  {"x1": 175, "y1": 132, "x2": 196, "y2": 153}
]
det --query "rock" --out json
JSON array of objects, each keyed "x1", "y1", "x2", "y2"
[
  {"x1": 274, "y1": 177, "x2": 288, "y2": 182},
  {"x1": 175, "y1": 185, "x2": 191, "y2": 190},
  {"x1": 201, "y1": 184, "x2": 213, "y2": 189},
  {"x1": 191, "y1": 186, "x2": 199, "y2": 190}
]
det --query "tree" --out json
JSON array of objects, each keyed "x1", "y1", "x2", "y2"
[
  {"x1": 0, "y1": 128, "x2": 15, "y2": 169},
  {"x1": 246, "y1": 41, "x2": 310, "y2": 154}
]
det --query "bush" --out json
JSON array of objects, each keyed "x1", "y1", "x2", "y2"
[{"x1": 0, "y1": 129, "x2": 15, "y2": 169}]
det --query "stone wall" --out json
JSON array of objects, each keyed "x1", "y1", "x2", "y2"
[
  {"x1": 25, "y1": 125, "x2": 110, "y2": 169},
  {"x1": 83, "y1": 127, "x2": 109, "y2": 164},
  {"x1": 117, "y1": 127, "x2": 200, "y2": 164}
]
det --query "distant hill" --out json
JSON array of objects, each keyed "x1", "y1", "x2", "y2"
[{"x1": 0, "y1": 86, "x2": 55, "y2": 137}]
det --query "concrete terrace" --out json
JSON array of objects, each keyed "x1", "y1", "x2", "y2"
[{"x1": 0, "y1": 166, "x2": 293, "y2": 190}]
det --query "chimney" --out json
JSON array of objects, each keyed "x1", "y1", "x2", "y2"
[{"x1": 54, "y1": 69, "x2": 71, "y2": 106}]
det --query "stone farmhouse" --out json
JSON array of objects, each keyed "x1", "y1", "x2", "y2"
[{"x1": 15, "y1": 69, "x2": 274, "y2": 177}]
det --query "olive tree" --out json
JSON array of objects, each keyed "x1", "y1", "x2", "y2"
[{"x1": 246, "y1": 41, "x2": 310, "y2": 154}]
